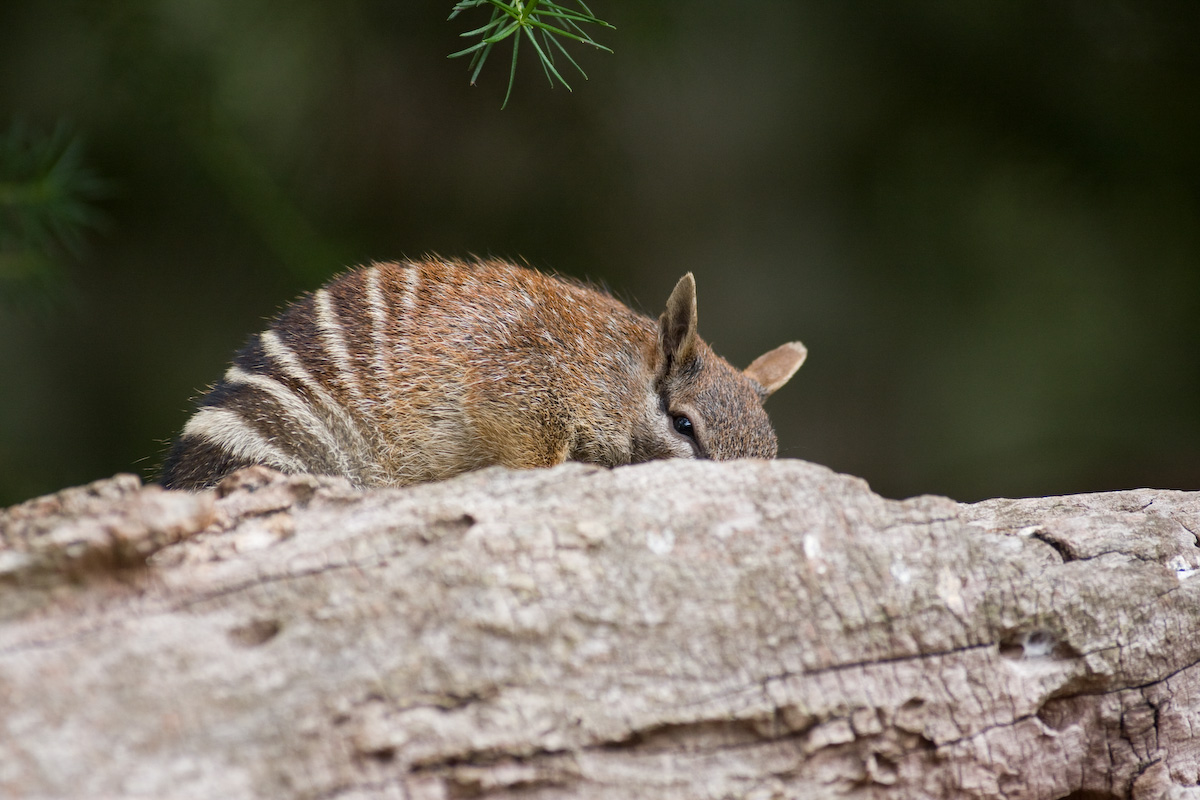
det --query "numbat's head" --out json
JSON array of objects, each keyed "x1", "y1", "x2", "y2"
[
  {"x1": 161, "y1": 258, "x2": 806, "y2": 490},
  {"x1": 642, "y1": 272, "x2": 805, "y2": 461}
]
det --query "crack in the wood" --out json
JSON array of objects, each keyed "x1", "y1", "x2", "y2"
[
  {"x1": 799, "y1": 640, "x2": 997, "y2": 678},
  {"x1": 878, "y1": 514, "x2": 961, "y2": 532},
  {"x1": 1176, "y1": 518, "x2": 1200, "y2": 548},
  {"x1": 406, "y1": 745, "x2": 575, "y2": 776},
  {"x1": 1143, "y1": 690, "x2": 1163, "y2": 755},
  {"x1": 1126, "y1": 752, "x2": 1162, "y2": 795},
  {"x1": 651, "y1": 642, "x2": 998, "y2": 718},
  {"x1": 933, "y1": 712, "x2": 1037, "y2": 749},
  {"x1": 1095, "y1": 652, "x2": 1200, "y2": 697},
  {"x1": 1030, "y1": 529, "x2": 1073, "y2": 562},
  {"x1": 1031, "y1": 536, "x2": 1166, "y2": 567},
  {"x1": 590, "y1": 719, "x2": 810, "y2": 757}
]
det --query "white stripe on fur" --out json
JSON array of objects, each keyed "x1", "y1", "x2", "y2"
[
  {"x1": 401, "y1": 263, "x2": 419, "y2": 314},
  {"x1": 182, "y1": 407, "x2": 303, "y2": 473},
  {"x1": 314, "y1": 288, "x2": 364, "y2": 401},
  {"x1": 364, "y1": 266, "x2": 392, "y2": 396},
  {"x1": 259, "y1": 329, "x2": 373, "y2": 472},
  {"x1": 223, "y1": 365, "x2": 348, "y2": 471}
]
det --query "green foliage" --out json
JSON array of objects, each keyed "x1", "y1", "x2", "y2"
[
  {"x1": 0, "y1": 122, "x2": 104, "y2": 302},
  {"x1": 448, "y1": 0, "x2": 614, "y2": 108}
]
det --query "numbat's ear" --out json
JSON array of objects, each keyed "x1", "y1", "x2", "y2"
[
  {"x1": 658, "y1": 273, "x2": 699, "y2": 369},
  {"x1": 744, "y1": 341, "x2": 807, "y2": 398}
]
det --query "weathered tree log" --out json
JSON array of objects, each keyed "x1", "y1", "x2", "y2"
[{"x1": 2, "y1": 460, "x2": 1199, "y2": 799}]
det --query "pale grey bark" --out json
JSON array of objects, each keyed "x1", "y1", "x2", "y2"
[{"x1": 2, "y1": 460, "x2": 1199, "y2": 799}]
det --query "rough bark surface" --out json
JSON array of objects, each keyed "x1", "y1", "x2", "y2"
[{"x1": 2, "y1": 460, "x2": 1199, "y2": 799}]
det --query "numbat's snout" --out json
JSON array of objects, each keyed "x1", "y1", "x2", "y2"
[{"x1": 161, "y1": 257, "x2": 807, "y2": 490}]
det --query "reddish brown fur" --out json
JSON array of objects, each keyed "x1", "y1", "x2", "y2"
[{"x1": 161, "y1": 257, "x2": 805, "y2": 490}]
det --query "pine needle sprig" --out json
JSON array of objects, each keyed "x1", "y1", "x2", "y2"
[{"x1": 448, "y1": 1, "x2": 613, "y2": 108}]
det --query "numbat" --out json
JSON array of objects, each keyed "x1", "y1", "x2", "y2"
[{"x1": 161, "y1": 258, "x2": 806, "y2": 490}]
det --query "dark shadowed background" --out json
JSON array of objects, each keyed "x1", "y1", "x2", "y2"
[{"x1": 1, "y1": 1, "x2": 1197, "y2": 506}]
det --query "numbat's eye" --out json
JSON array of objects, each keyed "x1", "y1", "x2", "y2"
[{"x1": 673, "y1": 415, "x2": 695, "y2": 439}]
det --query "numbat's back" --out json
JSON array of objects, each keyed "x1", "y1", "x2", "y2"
[{"x1": 161, "y1": 258, "x2": 806, "y2": 490}]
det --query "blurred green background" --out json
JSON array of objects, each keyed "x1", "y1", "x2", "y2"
[{"x1": 1, "y1": 1, "x2": 1197, "y2": 506}]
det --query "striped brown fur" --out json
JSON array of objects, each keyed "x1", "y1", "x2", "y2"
[{"x1": 161, "y1": 257, "x2": 807, "y2": 490}]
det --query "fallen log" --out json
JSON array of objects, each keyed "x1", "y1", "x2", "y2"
[{"x1": 2, "y1": 460, "x2": 1198, "y2": 799}]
